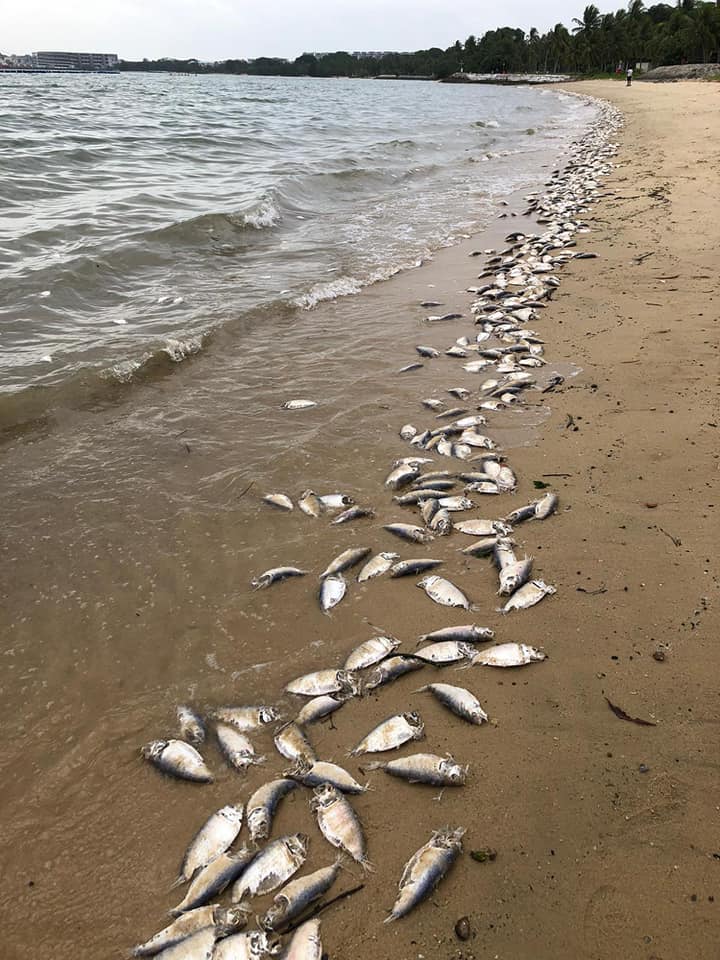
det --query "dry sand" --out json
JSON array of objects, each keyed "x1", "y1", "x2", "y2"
[{"x1": 1, "y1": 80, "x2": 719, "y2": 959}]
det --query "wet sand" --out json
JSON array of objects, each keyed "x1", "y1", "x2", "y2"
[{"x1": 1, "y1": 80, "x2": 719, "y2": 959}]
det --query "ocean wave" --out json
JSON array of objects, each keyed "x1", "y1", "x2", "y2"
[
  {"x1": 293, "y1": 257, "x2": 425, "y2": 310},
  {"x1": 241, "y1": 197, "x2": 282, "y2": 229}
]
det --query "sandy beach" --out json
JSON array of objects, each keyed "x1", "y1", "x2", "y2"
[{"x1": 1, "y1": 78, "x2": 719, "y2": 960}]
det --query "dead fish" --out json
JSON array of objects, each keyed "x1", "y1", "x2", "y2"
[
  {"x1": 230, "y1": 834, "x2": 308, "y2": 903},
  {"x1": 330, "y1": 505, "x2": 375, "y2": 525},
  {"x1": 320, "y1": 547, "x2": 371, "y2": 579},
  {"x1": 493, "y1": 537, "x2": 518, "y2": 570},
  {"x1": 420, "y1": 498, "x2": 439, "y2": 525},
  {"x1": 417, "y1": 575, "x2": 472, "y2": 609},
  {"x1": 503, "y1": 503, "x2": 537, "y2": 525},
  {"x1": 345, "y1": 635, "x2": 400, "y2": 671},
  {"x1": 132, "y1": 905, "x2": 246, "y2": 957},
  {"x1": 285, "y1": 669, "x2": 360, "y2": 698},
  {"x1": 385, "y1": 463, "x2": 420, "y2": 489},
  {"x1": 414, "y1": 641, "x2": 475, "y2": 664},
  {"x1": 177, "y1": 706, "x2": 205, "y2": 745},
  {"x1": 450, "y1": 442, "x2": 474, "y2": 461},
  {"x1": 393, "y1": 489, "x2": 448, "y2": 505},
  {"x1": 399, "y1": 424, "x2": 417, "y2": 440},
  {"x1": 263, "y1": 494, "x2": 294, "y2": 512},
  {"x1": 412, "y1": 478, "x2": 456, "y2": 491},
  {"x1": 499, "y1": 579, "x2": 556, "y2": 613},
  {"x1": 311, "y1": 783, "x2": 371, "y2": 870},
  {"x1": 416, "y1": 345, "x2": 440, "y2": 358},
  {"x1": 469, "y1": 642, "x2": 546, "y2": 666},
  {"x1": 420, "y1": 300, "x2": 443, "y2": 307},
  {"x1": 172, "y1": 848, "x2": 255, "y2": 915},
  {"x1": 384, "y1": 523, "x2": 433, "y2": 544},
  {"x1": 436, "y1": 406, "x2": 470, "y2": 420},
  {"x1": 317, "y1": 494, "x2": 355, "y2": 510},
  {"x1": 447, "y1": 387, "x2": 471, "y2": 400},
  {"x1": 251, "y1": 567, "x2": 307, "y2": 590},
  {"x1": 278, "y1": 920, "x2": 322, "y2": 960},
  {"x1": 214, "y1": 931, "x2": 282, "y2": 960},
  {"x1": 287, "y1": 757, "x2": 367, "y2": 794},
  {"x1": 459, "y1": 432, "x2": 495, "y2": 450},
  {"x1": 211, "y1": 706, "x2": 282, "y2": 732},
  {"x1": 282, "y1": 400, "x2": 317, "y2": 410},
  {"x1": 459, "y1": 537, "x2": 499, "y2": 558},
  {"x1": 260, "y1": 865, "x2": 339, "y2": 931},
  {"x1": 364, "y1": 655, "x2": 425, "y2": 690},
  {"x1": 177, "y1": 804, "x2": 244, "y2": 886},
  {"x1": 357, "y1": 551, "x2": 400, "y2": 582},
  {"x1": 366, "y1": 753, "x2": 467, "y2": 787},
  {"x1": 455, "y1": 415, "x2": 487, "y2": 429},
  {"x1": 445, "y1": 345, "x2": 468, "y2": 358},
  {"x1": 274, "y1": 722, "x2": 317, "y2": 763},
  {"x1": 350, "y1": 711, "x2": 425, "y2": 756},
  {"x1": 216, "y1": 723, "x2": 265, "y2": 772},
  {"x1": 147, "y1": 928, "x2": 216, "y2": 959},
  {"x1": 399, "y1": 362, "x2": 423, "y2": 373},
  {"x1": 498, "y1": 556, "x2": 533, "y2": 595},
  {"x1": 142, "y1": 740, "x2": 213, "y2": 784},
  {"x1": 295, "y1": 691, "x2": 352, "y2": 725},
  {"x1": 390, "y1": 558, "x2": 443, "y2": 578},
  {"x1": 426, "y1": 312, "x2": 463, "y2": 321},
  {"x1": 464, "y1": 481, "x2": 499, "y2": 495},
  {"x1": 298, "y1": 490, "x2": 324, "y2": 518},
  {"x1": 247, "y1": 778, "x2": 298, "y2": 843},
  {"x1": 417, "y1": 624, "x2": 494, "y2": 643},
  {"x1": 485, "y1": 462, "x2": 516, "y2": 491},
  {"x1": 437, "y1": 496, "x2": 474, "y2": 512},
  {"x1": 454, "y1": 518, "x2": 512, "y2": 537},
  {"x1": 429, "y1": 508, "x2": 453, "y2": 536},
  {"x1": 319, "y1": 574, "x2": 346, "y2": 613},
  {"x1": 386, "y1": 827, "x2": 465, "y2": 922},
  {"x1": 415, "y1": 683, "x2": 488, "y2": 725},
  {"x1": 534, "y1": 491, "x2": 558, "y2": 518}
]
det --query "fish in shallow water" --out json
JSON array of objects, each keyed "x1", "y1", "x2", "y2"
[
  {"x1": 320, "y1": 547, "x2": 371, "y2": 579},
  {"x1": 177, "y1": 706, "x2": 205, "y2": 745},
  {"x1": 311, "y1": 783, "x2": 371, "y2": 869},
  {"x1": 142, "y1": 740, "x2": 213, "y2": 784},
  {"x1": 416, "y1": 345, "x2": 440, "y2": 358},
  {"x1": 330, "y1": 505, "x2": 375, "y2": 525},
  {"x1": 366, "y1": 753, "x2": 467, "y2": 787},
  {"x1": 251, "y1": 567, "x2": 307, "y2": 590},
  {"x1": 386, "y1": 827, "x2": 465, "y2": 922},
  {"x1": 319, "y1": 574, "x2": 346, "y2": 613},
  {"x1": 468, "y1": 642, "x2": 546, "y2": 667},
  {"x1": 364, "y1": 655, "x2": 425, "y2": 690},
  {"x1": 413, "y1": 641, "x2": 475, "y2": 664},
  {"x1": 286, "y1": 757, "x2": 367, "y2": 794},
  {"x1": 274, "y1": 722, "x2": 316, "y2": 764},
  {"x1": 176, "y1": 804, "x2": 244, "y2": 886},
  {"x1": 263, "y1": 494, "x2": 294, "y2": 512},
  {"x1": 216, "y1": 723, "x2": 265, "y2": 772},
  {"x1": 417, "y1": 575, "x2": 472, "y2": 609},
  {"x1": 417, "y1": 624, "x2": 494, "y2": 643},
  {"x1": 172, "y1": 849, "x2": 255, "y2": 915},
  {"x1": 285, "y1": 669, "x2": 360, "y2": 698},
  {"x1": 282, "y1": 400, "x2": 317, "y2": 410},
  {"x1": 344, "y1": 635, "x2": 400, "y2": 671},
  {"x1": 214, "y1": 931, "x2": 282, "y2": 960},
  {"x1": 295, "y1": 691, "x2": 352, "y2": 725},
  {"x1": 357, "y1": 551, "x2": 399, "y2": 582},
  {"x1": 350, "y1": 712, "x2": 425, "y2": 756},
  {"x1": 210, "y1": 705, "x2": 281, "y2": 732},
  {"x1": 279, "y1": 920, "x2": 322, "y2": 960},
  {"x1": 298, "y1": 490, "x2": 324, "y2": 518},
  {"x1": 499, "y1": 579, "x2": 556, "y2": 613},
  {"x1": 317, "y1": 493, "x2": 354, "y2": 510},
  {"x1": 400, "y1": 423, "x2": 417, "y2": 440},
  {"x1": 415, "y1": 683, "x2": 488, "y2": 725},
  {"x1": 246, "y1": 778, "x2": 298, "y2": 843},
  {"x1": 132, "y1": 905, "x2": 246, "y2": 957},
  {"x1": 385, "y1": 463, "x2": 420, "y2": 489},
  {"x1": 230, "y1": 834, "x2": 308, "y2": 903},
  {"x1": 384, "y1": 523, "x2": 433, "y2": 544},
  {"x1": 399, "y1": 362, "x2": 423, "y2": 373},
  {"x1": 260, "y1": 865, "x2": 339, "y2": 931}
]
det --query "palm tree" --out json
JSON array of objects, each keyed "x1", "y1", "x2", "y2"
[{"x1": 572, "y1": 4, "x2": 602, "y2": 35}]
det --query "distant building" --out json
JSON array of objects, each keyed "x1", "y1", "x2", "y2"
[{"x1": 33, "y1": 51, "x2": 118, "y2": 70}]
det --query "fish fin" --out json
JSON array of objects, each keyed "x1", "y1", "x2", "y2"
[
  {"x1": 169, "y1": 873, "x2": 188, "y2": 890},
  {"x1": 362, "y1": 761, "x2": 385, "y2": 772},
  {"x1": 411, "y1": 685, "x2": 429, "y2": 693},
  {"x1": 384, "y1": 912, "x2": 398, "y2": 924},
  {"x1": 360, "y1": 857, "x2": 376, "y2": 874}
]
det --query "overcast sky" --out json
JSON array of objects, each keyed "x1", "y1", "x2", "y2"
[{"x1": 4, "y1": 0, "x2": 618, "y2": 61}]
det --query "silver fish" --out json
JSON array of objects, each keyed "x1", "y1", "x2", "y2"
[
  {"x1": 422, "y1": 398, "x2": 445, "y2": 411},
  {"x1": 330, "y1": 505, "x2": 375, "y2": 525},
  {"x1": 319, "y1": 574, "x2": 346, "y2": 613},
  {"x1": 150, "y1": 928, "x2": 216, "y2": 960},
  {"x1": 429, "y1": 508, "x2": 453, "y2": 536},
  {"x1": 260, "y1": 865, "x2": 338, "y2": 931},
  {"x1": 285, "y1": 669, "x2": 360, "y2": 698},
  {"x1": 251, "y1": 567, "x2": 307, "y2": 590},
  {"x1": 279, "y1": 920, "x2": 322, "y2": 960},
  {"x1": 417, "y1": 575, "x2": 471, "y2": 609},
  {"x1": 400, "y1": 423, "x2": 418, "y2": 440},
  {"x1": 459, "y1": 537, "x2": 499, "y2": 557},
  {"x1": 350, "y1": 711, "x2": 424, "y2": 756},
  {"x1": 437, "y1": 496, "x2": 474, "y2": 511},
  {"x1": 320, "y1": 547, "x2": 371, "y2": 579},
  {"x1": 172, "y1": 849, "x2": 255, "y2": 915},
  {"x1": 247, "y1": 778, "x2": 298, "y2": 843},
  {"x1": 399, "y1": 362, "x2": 423, "y2": 373},
  {"x1": 393, "y1": 489, "x2": 448, "y2": 505},
  {"x1": 283, "y1": 400, "x2": 316, "y2": 410},
  {"x1": 454, "y1": 518, "x2": 512, "y2": 537},
  {"x1": 287, "y1": 757, "x2": 367, "y2": 794},
  {"x1": 390, "y1": 558, "x2": 443, "y2": 578},
  {"x1": 214, "y1": 931, "x2": 282, "y2": 960},
  {"x1": 417, "y1": 624, "x2": 494, "y2": 643},
  {"x1": 535, "y1": 490, "x2": 559, "y2": 518},
  {"x1": 274, "y1": 722, "x2": 316, "y2": 764},
  {"x1": 385, "y1": 463, "x2": 420, "y2": 489},
  {"x1": 414, "y1": 641, "x2": 475, "y2": 664},
  {"x1": 216, "y1": 723, "x2": 265, "y2": 772},
  {"x1": 263, "y1": 494, "x2": 294, "y2": 512},
  {"x1": 493, "y1": 537, "x2": 518, "y2": 570},
  {"x1": 386, "y1": 827, "x2": 464, "y2": 922},
  {"x1": 177, "y1": 804, "x2": 244, "y2": 886},
  {"x1": 412, "y1": 478, "x2": 456, "y2": 491},
  {"x1": 211, "y1": 706, "x2": 282, "y2": 732},
  {"x1": 503, "y1": 502, "x2": 537, "y2": 525},
  {"x1": 142, "y1": 740, "x2": 213, "y2": 784},
  {"x1": 298, "y1": 490, "x2": 324, "y2": 518},
  {"x1": 317, "y1": 494, "x2": 354, "y2": 510},
  {"x1": 364, "y1": 655, "x2": 425, "y2": 690},
  {"x1": 498, "y1": 556, "x2": 533, "y2": 595},
  {"x1": 344, "y1": 635, "x2": 400, "y2": 671},
  {"x1": 230, "y1": 834, "x2": 308, "y2": 903},
  {"x1": 357, "y1": 551, "x2": 399, "y2": 582},
  {"x1": 469, "y1": 642, "x2": 546, "y2": 667},
  {"x1": 295, "y1": 692, "x2": 351, "y2": 725},
  {"x1": 366, "y1": 753, "x2": 467, "y2": 787},
  {"x1": 416, "y1": 345, "x2": 440, "y2": 358},
  {"x1": 132, "y1": 906, "x2": 246, "y2": 957},
  {"x1": 310, "y1": 783, "x2": 370, "y2": 869},
  {"x1": 415, "y1": 683, "x2": 488, "y2": 725},
  {"x1": 177, "y1": 706, "x2": 205, "y2": 745},
  {"x1": 499, "y1": 579, "x2": 556, "y2": 613},
  {"x1": 420, "y1": 498, "x2": 440, "y2": 525},
  {"x1": 384, "y1": 523, "x2": 433, "y2": 544},
  {"x1": 464, "y1": 481, "x2": 499, "y2": 495},
  {"x1": 447, "y1": 387, "x2": 471, "y2": 400}
]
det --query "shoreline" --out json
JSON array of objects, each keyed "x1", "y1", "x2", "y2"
[{"x1": 2, "y1": 80, "x2": 719, "y2": 960}]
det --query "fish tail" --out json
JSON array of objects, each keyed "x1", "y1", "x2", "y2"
[
  {"x1": 360, "y1": 857, "x2": 376, "y2": 874},
  {"x1": 169, "y1": 873, "x2": 187, "y2": 890},
  {"x1": 362, "y1": 761, "x2": 384, "y2": 772}
]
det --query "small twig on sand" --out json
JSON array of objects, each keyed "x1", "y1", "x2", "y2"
[
  {"x1": 633, "y1": 251, "x2": 655, "y2": 264},
  {"x1": 237, "y1": 481, "x2": 254, "y2": 501},
  {"x1": 658, "y1": 526, "x2": 682, "y2": 547},
  {"x1": 542, "y1": 473, "x2": 572, "y2": 478}
]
